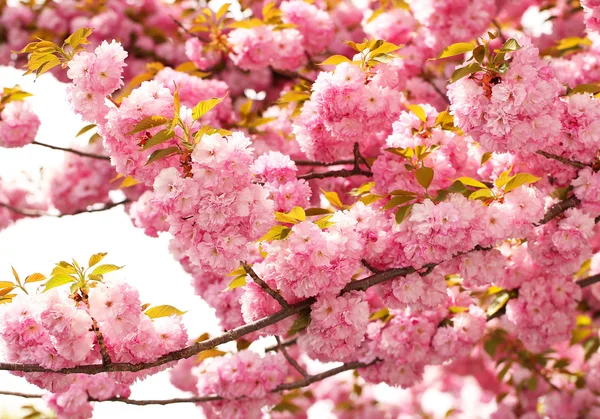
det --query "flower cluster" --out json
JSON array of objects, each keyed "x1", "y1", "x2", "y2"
[
  {"x1": 153, "y1": 132, "x2": 274, "y2": 275},
  {"x1": 448, "y1": 39, "x2": 565, "y2": 154},
  {"x1": 0, "y1": 279, "x2": 187, "y2": 418},
  {"x1": 66, "y1": 40, "x2": 127, "y2": 123},
  {"x1": 293, "y1": 62, "x2": 404, "y2": 162},
  {"x1": 0, "y1": 100, "x2": 40, "y2": 148}
]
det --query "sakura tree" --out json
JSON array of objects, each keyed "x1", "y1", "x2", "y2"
[{"x1": 2, "y1": 0, "x2": 600, "y2": 418}]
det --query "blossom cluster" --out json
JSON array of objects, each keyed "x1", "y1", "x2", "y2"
[{"x1": 0, "y1": 99, "x2": 40, "y2": 148}]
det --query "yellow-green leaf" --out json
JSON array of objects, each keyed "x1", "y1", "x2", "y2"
[
  {"x1": 406, "y1": 104, "x2": 427, "y2": 123},
  {"x1": 481, "y1": 152, "x2": 493, "y2": 166},
  {"x1": 315, "y1": 215, "x2": 335, "y2": 229},
  {"x1": 415, "y1": 166, "x2": 434, "y2": 189},
  {"x1": 383, "y1": 195, "x2": 415, "y2": 210},
  {"x1": 350, "y1": 182, "x2": 375, "y2": 196},
  {"x1": 142, "y1": 129, "x2": 175, "y2": 150},
  {"x1": 260, "y1": 225, "x2": 292, "y2": 241},
  {"x1": 91, "y1": 264, "x2": 122, "y2": 275},
  {"x1": 0, "y1": 287, "x2": 15, "y2": 297},
  {"x1": 76, "y1": 124, "x2": 96, "y2": 137},
  {"x1": 455, "y1": 177, "x2": 488, "y2": 189},
  {"x1": 359, "y1": 194, "x2": 384, "y2": 205},
  {"x1": 486, "y1": 291, "x2": 510, "y2": 317},
  {"x1": 197, "y1": 348, "x2": 227, "y2": 362},
  {"x1": 469, "y1": 188, "x2": 494, "y2": 200},
  {"x1": 25, "y1": 273, "x2": 46, "y2": 283},
  {"x1": 192, "y1": 95, "x2": 227, "y2": 121},
  {"x1": 450, "y1": 63, "x2": 482, "y2": 83},
  {"x1": 321, "y1": 189, "x2": 344, "y2": 208},
  {"x1": 0, "y1": 281, "x2": 14, "y2": 289},
  {"x1": 44, "y1": 274, "x2": 76, "y2": 292},
  {"x1": 305, "y1": 208, "x2": 333, "y2": 216},
  {"x1": 65, "y1": 28, "x2": 93, "y2": 49},
  {"x1": 146, "y1": 146, "x2": 179, "y2": 166},
  {"x1": 395, "y1": 204, "x2": 413, "y2": 224},
  {"x1": 88, "y1": 253, "x2": 107, "y2": 268},
  {"x1": 503, "y1": 173, "x2": 541, "y2": 193},
  {"x1": 437, "y1": 42, "x2": 477, "y2": 59},
  {"x1": 369, "y1": 307, "x2": 390, "y2": 321},
  {"x1": 275, "y1": 206, "x2": 306, "y2": 224},
  {"x1": 11, "y1": 266, "x2": 21, "y2": 286},
  {"x1": 497, "y1": 38, "x2": 521, "y2": 53},
  {"x1": 127, "y1": 116, "x2": 169, "y2": 134},
  {"x1": 145, "y1": 305, "x2": 187, "y2": 319},
  {"x1": 119, "y1": 176, "x2": 139, "y2": 188},
  {"x1": 225, "y1": 275, "x2": 247, "y2": 291},
  {"x1": 370, "y1": 41, "x2": 402, "y2": 57},
  {"x1": 449, "y1": 306, "x2": 469, "y2": 313},
  {"x1": 318, "y1": 55, "x2": 352, "y2": 66}
]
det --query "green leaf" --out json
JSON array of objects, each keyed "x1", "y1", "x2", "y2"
[
  {"x1": 469, "y1": 188, "x2": 494, "y2": 200},
  {"x1": 65, "y1": 28, "x2": 93, "y2": 49},
  {"x1": 145, "y1": 305, "x2": 187, "y2": 319},
  {"x1": 569, "y1": 83, "x2": 600, "y2": 96},
  {"x1": 497, "y1": 38, "x2": 521, "y2": 53},
  {"x1": 225, "y1": 275, "x2": 247, "y2": 291},
  {"x1": 455, "y1": 177, "x2": 488, "y2": 189},
  {"x1": 173, "y1": 85, "x2": 181, "y2": 115},
  {"x1": 192, "y1": 95, "x2": 227, "y2": 121},
  {"x1": 315, "y1": 215, "x2": 335, "y2": 229},
  {"x1": 260, "y1": 225, "x2": 292, "y2": 241},
  {"x1": 437, "y1": 42, "x2": 477, "y2": 59},
  {"x1": 305, "y1": 208, "x2": 333, "y2": 216},
  {"x1": 395, "y1": 204, "x2": 413, "y2": 224},
  {"x1": 390, "y1": 189, "x2": 418, "y2": 196},
  {"x1": 272, "y1": 401, "x2": 302, "y2": 414},
  {"x1": 584, "y1": 337, "x2": 600, "y2": 361},
  {"x1": 321, "y1": 189, "x2": 344, "y2": 208},
  {"x1": 24, "y1": 273, "x2": 46, "y2": 283},
  {"x1": 370, "y1": 41, "x2": 402, "y2": 57},
  {"x1": 146, "y1": 147, "x2": 179, "y2": 166},
  {"x1": 76, "y1": 124, "x2": 97, "y2": 137},
  {"x1": 406, "y1": 104, "x2": 427, "y2": 123},
  {"x1": 486, "y1": 291, "x2": 510, "y2": 317},
  {"x1": 503, "y1": 173, "x2": 541, "y2": 193},
  {"x1": 450, "y1": 63, "x2": 482, "y2": 83},
  {"x1": 88, "y1": 252, "x2": 107, "y2": 268},
  {"x1": 383, "y1": 195, "x2": 415, "y2": 210},
  {"x1": 480, "y1": 152, "x2": 493, "y2": 165},
  {"x1": 473, "y1": 45, "x2": 486, "y2": 64},
  {"x1": 142, "y1": 129, "x2": 175, "y2": 150},
  {"x1": 91, "y1": 264, "x2": 122, "y2": 275},
  {"x1": 359, "y1": 194, "x2": 384, "y2": 205},
  {"x1": 350, "y1": 182, "x2": 375, "y2": 196},
  {"x1": 44, "y1": 274, "x2": 76, "y2": 292},
  {"x1": 127, "y1": 116, "x2": 169, "y2": 134},
  {"x1": 446, "y1": 180, "x2": 468, "y2": 193},
  {"x1": 288, "y1": 311, "x2": 311, "y2": 336},
  {"x1": 415, "y1": 166, "x2": 434, "y2": 189},
  {"x1": 277, "y1": 91, "x2": 311, "y2": 104},
  {"x1": 318, "y1": 55, "x2": 352, "y2": 66}
]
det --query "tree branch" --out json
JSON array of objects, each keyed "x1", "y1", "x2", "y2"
[
  {"x1": 297, "y1": 167, "x2": 373, "y2": 181},
  {"x1": 535, "y1": 150, "x2": 589, "y2": 169},
  {"x1": 32, "y1": 141, "x2": 110, "y2": 161},
  {"x1": 0, "y1": 196, "x2": 584, "y2": 376},
  {"x1": 0, "y1": 200, "x2": 130, "y2": 219},
  {"x1": 535, "y1": 196, "x2": 580, "y2": 226},
  {"x1": 275, "y1": 336, "x2": 308, "y2": 378},
  {"x1": 293, "y1": 159, "x2": 356, "y2": 167},
  {"x1": 242, "y1": 262, "x2": 288, "y2": 308}
]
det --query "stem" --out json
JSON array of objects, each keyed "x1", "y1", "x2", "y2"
[
  {"x1": 0, "y1": 200, "x2": 130, "y2": 219},
  {"x1": 32, "y1": 141, "x2": 110, "y2": 161},
  {"x1": 242, "y1": 262, "x2": 288, "y2": 308},
  {"x1": 535, "y1": 150, "x2": 589, "y2": 169},
  {"x1": 293, "y1": 159, "x2": 356, "y2": 167},
  {"x1": 275, "y1": 336, "x2": 308, "y2": 378}
]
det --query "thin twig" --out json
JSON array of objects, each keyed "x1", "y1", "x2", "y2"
[
  {"x1": 242, "y1": 262, "x2": 289, "y2": 308},
  {"x1": 535, "y1": 150, "x2": 589, "y2": 169},
  {"x1": 298, "y1": 167, "x2": 373, "y2": 181},
  {"x1": 361, "y1": 259, "x2": 381, "y2": 274},
  {"x1": 276, "y1": 336, "x2": 308, "y2": 378},
  {"x1": 0, "y1": 196, "x2": 584, "y2": 376},
  {"x1": 421, "y1": 75, "x2": 450, "y2": 105},
  {"x1": 293, "y1": 159, "x2": 356, "y2": 167},
  {"x1": 0, "y1": 200, "x2": 130, "y2": 219},
  {"x1": 266, "y1": 337, "x2": 298, "y2": 352},
  {"x1": 32, "y1": 141, "x2": 110, "y2": 161},
  {"x1": 270, "y1": 66, "x2": 315, "y2": 84}
]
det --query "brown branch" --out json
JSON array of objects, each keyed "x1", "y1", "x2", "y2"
[
  {"x1": 32, "y1": 141, "x2": 110, "y2": 161},
  {"x1": 0, "y1": 200, "x2": 130, "y2": 219},
  {"x1": 242, "y1": 262, "x2": 288, "y2": 308},
  {"x1": 577, "y1": 273, "x2": 600, "y2": 288},
  {"x1": 361, "y1": 259, "x2": 381, "y2": 274},
  {"x1": 535, "y1": 150, "x2": 589, "y2": 169},
  {"x1": 266, "y1": 337, "x2": 297, "y2": 352},
  {"x1": 276, "y1": 336, "x2": 308, "y2": 378},
  {"x1": 297, "y1": 167, "x2": 373, "y2": 181},
  {"x1": 0, "y1": 391, "x2": 42, "y2": 399},
  {"x1": 270, "y1": 66, "x2": 315, "y2": 84},
  {"x1": 421, "y1": 75, "x2": 450, "y2": 105},
  {"x1": 293, "y1": 159, "x2": 356, "y2": 167},
  {"x1": 0, "y1": 195, "x2": 584, "y2": 376},
  {"x1": 535, "y1": 196, "x2": 580, "y2": 226}
]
